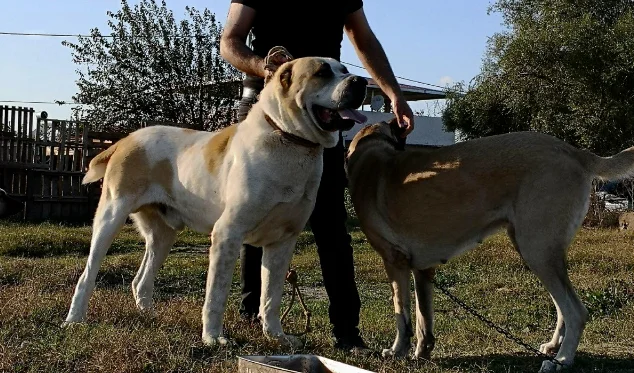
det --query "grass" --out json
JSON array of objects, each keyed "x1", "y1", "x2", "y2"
[{"x1": 1, "y1": 213, "x2": 633, "y2": 372}]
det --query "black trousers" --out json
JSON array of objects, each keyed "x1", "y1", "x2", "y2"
[{"x1": 237, "y1": 92, "x2": 361, "y2": 339}]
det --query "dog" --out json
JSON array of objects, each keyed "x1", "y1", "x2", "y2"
[
  {"x1": 62, "y1": 56, "x2": 368, "y2": 348},
  {"x1": 345, "y1": 118, "x2": 634, "y2": 373},
  {"x1": 0, "y1": 188, "x2": 24, "y2": 218}
]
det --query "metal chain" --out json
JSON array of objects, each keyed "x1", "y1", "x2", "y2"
[
  {"x1": 431, "y1": 279, "x2": 565, "y2": 367},
  {"x1": 281, "y1": 269, "x2": 312, "y2": 336}
]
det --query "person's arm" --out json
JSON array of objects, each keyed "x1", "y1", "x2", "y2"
[
  {"x1": 220, "y1": 3, "x2": 266, "y2": 78},
  {"x1": 344, "y1": 8, "x2": 415, "y2": 136}
]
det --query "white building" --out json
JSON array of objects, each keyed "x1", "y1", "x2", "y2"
[{"x1": 343, "y1": 78, "x2": 456, "y2": 147}]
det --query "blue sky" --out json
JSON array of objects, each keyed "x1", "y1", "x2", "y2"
[{"x1": 0, "y1": 1, "x2": 505, "y2": 120}]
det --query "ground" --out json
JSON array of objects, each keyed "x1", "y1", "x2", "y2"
[{"x1": 0, "y1": 211, "x2": 633, "y2": 372}]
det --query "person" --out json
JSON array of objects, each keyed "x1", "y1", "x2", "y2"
[{"x1": 219, "y1": 0, "x2": 415, "y2": 353}]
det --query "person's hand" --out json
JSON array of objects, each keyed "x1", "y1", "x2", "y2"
[
  {"x1": 391, "y1": 94, "x2": 415, "y2": 137},
  {"x1": 262, "y1": 47, "x2": 293, "y2": 83}
]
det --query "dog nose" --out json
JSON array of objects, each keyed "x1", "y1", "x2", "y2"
[{"x1": 351, "y1": 76, "x2": 368, "y2": 87}]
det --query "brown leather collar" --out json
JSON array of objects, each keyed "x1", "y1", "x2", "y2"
[{"x1": 264, "y1": 114, "x2": 320, "y2": 148}]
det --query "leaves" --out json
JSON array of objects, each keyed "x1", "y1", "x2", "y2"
[
  {"x1": 444, "y1": 0, "x2": 634, "y2": 156},
  {"x1": 62, "y1": 0, "x2": 242, "y2": 133}
]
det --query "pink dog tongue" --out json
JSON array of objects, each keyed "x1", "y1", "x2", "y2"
[{"x1": 338, "y1": 108, "x2": 367, "y2": 124}]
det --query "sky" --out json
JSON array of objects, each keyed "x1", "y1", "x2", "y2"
[{"x1": 0, "y1": 0, "x2": 506, "y2": 120}]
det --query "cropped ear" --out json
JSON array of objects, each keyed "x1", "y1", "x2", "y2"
[
  {"x1": 279, "y1": 64, "x2": 292, "y2": 90},
  {"x1": 388, "y1": 117, "x2": 407, "y2": 150}
]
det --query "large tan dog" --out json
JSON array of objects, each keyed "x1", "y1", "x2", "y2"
[
  {"x1": 62, "y1": 57, "x2": 368, "y2": 348},
  {"x1": 346, "y1": 119, "x2": 634, "y2": 373}
]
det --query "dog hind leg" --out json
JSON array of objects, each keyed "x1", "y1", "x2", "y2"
[
  {"x1": 511, "y1": 225, "x2": 588, "y2": 371},
  {"x1": 130, "y1": 206, "x2": 177, "y2": 312},
  {"x1": 382, "y1": 260, "x2": 413, "y2": 358},
  {"x1": 413, "y1": 267, "x2": 436, "y2": 360},
  {"x1": 63, "y1": 195, "x2": 132, "y2": 325},
  {"x1": 508, "y1": 225, "x2": 566, "y2": 356}
]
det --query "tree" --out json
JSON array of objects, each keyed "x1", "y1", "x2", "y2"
[
  {"x1": 443, "y1": 0, "x2": 634, "y2": 156},
  {"x1": 63, "y1": 0, "x2": 242, "y2": 133}
]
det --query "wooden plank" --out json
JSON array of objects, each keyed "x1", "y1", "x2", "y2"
[
  {"x1": 35, "y1": 117, "x2": 43, "y2": 166},
  {"x1": 16, "y1": 107, "x2": 23, "y2": 163},
  {"x1": 52, "y1": 201, "x2": 62, "y2": 220},
  {"x1": 27, "y1": 108, "x2": 34, "y2": 163},
  {"x1": 62, "y1": 174, "x2": 72, "y2": 197},
  {"x1": 50, "y1": 120, "x2": 57, "y2": 171},
  {"x1": 42, "y1": 173, "x2": 51, "y2": 198},
  {"x1": 25, "y1": 168, "x2": 35, "y2": 219},
  {"x1": 0, "y1": 161, "x2": 52, "y2": 170},
  {"x1": 18, "y1": 107, "x2": 26, "y2": 162},
  {"x1": 66, "y1": 122, "x2": 73, "y2": 171},
  {"x1": 9, "y1": 106, "x2": 16, "y2": 162},
  {"x1": 33, "y1": 196, "x2": 89, "y2": 202},
  {"x1": 81, "y1": 125, "x2": 89, "y2": 172},
  {"x1": 1, "y1": 107, "x2": 8, "y2": 164},
  {"x1": 61, "y1": 201, "x2": 72, "y2": 220},
  {"x1": 58, "y1": 120, "x2": 67, "y2": 171},
  {"x1": 42, "y1": 118, "x2": 49, "y2": 169},
  {"x1": 51, "y1": 174, "x2": 59, "y2": 200},
  {"x1": 74, "y1": 121, "x2": 81, "y2": 172}
]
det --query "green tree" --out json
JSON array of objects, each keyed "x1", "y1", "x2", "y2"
[
  {"x1": 443, "y1": 0, "x2": 634, "y2": 156},
  {"x1": 63, "y1": 0, "x2": 241, "y2": 133}
]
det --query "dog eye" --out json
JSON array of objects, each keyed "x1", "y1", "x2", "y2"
[{"x1": 315, "y1": 64, "x2": 333, "y2": 78}]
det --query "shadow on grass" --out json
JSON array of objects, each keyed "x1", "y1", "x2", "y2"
[{"x1": 436, "y1": 352, "x2": 634, "y2": 373}]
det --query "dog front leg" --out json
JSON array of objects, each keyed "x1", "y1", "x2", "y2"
[
  {"x1": 260, "y1": 237, "x2": 302, "y2": 349},
  {"x1": 201, "y1": 222, "x2": 243, "y2": 347},
  {"x1": 413, "y1": 268, "x2": 436, "y2": 360},
  {"x1": 382, "y1": 260, "x2": 413, "y2": 358}
]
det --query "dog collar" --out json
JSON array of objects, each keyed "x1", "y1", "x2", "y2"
[{"x1": 264, "y1": 114, "x2": 320, "y2": 148}]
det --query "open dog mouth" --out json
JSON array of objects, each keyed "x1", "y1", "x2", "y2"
[{"x1": 313, "y1": 105, "x2": 367, "y2": 132}]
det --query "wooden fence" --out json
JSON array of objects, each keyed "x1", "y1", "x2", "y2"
[{"x1": 0, "y1": 105, "x2": 124, "y2": 223}]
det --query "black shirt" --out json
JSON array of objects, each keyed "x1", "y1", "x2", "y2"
[{"x1": 231, "y1": 0, "x2": 363, "y2": 89}]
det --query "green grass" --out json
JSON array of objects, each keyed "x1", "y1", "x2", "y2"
[{"x1": 1, "y1": 218, "x2": 633, "y2": 372}]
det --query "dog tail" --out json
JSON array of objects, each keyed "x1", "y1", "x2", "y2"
[
  {"x1": 589, "y1": 146, "x2": 634, "y2": 181},
  {"x1": 83, "y1": 142, "x2": 120, "y2": 184}
]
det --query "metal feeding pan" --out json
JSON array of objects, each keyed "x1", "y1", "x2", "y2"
[{"x1": 237, "y1": 354, "x2": 376, "y2": 373}]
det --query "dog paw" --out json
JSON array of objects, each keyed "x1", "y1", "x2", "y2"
[
  {"x1": 136, "y1": 303, "x2": 157, "y2": 317},
  {"x1": 135, "y1": 300, "x2": 154, "y2": 312},
  {"x1": 413, "y1": 348, "x2": 432, "y2": 361},
  {"x1": 270, "y1": 334, "x2": 303, "y2": 349},
  {"x1": 414, "y1": 340, "x2": 435, "y2": 360},
  {"x1": 538, "y1": 359, "x2": 569, "y2": 373},
  {"x1": 382, "y1": 347, "x2": 408, "y2": 359},
  {"x1": 202, "y1": 335, "x2": 230, "y2": 347},
  {"x1": 60, "y1": 320, "x2": 84, "y2": 329},
  {"x1": 539, "y1": 342, "x2": 560, "y2": 355}
]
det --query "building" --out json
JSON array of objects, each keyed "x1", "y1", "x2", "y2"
[{"x1": 343, "y1": 77, "x2": 455, "y2": 147}]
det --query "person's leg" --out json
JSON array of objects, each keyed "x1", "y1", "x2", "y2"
[
  {"x1": 308, "y1": 135, "x2": 367, "y2": 351},
  {"x1": 237, "y1": 83, "x2": 265, "y2": 321},
  {"x1": 239, "y1": 244, "x2": 263, "y2": 320}
]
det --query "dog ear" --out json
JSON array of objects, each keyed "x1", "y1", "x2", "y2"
[
  {"x1": 279, "y1": 65, "x2": 292, "y2": 90},
  {"x1": 388, "y1": 117, "x2": 407, "y2": 151}
]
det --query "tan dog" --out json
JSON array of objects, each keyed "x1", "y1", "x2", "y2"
[
  {"x1": 62, "y1": 57, "x2": 368, "y2": 348},
  {"x1": 345, "y1": 119, "x2": 634, "y2": 373}
]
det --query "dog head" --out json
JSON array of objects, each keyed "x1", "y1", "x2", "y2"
[
  {"x1": 259, "y1": 57, "x2": 368, "y2": 148},
  {"x1": 0, "y1": 188, "x2": 24, "y2": 219},
  {"x1": 347, "y1": 117, "x2": 407, "y2": 156}
]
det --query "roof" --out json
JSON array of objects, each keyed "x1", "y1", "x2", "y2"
[
  {"x1": 363, "y1": 77, "x2": 449, "y2": 104},
  {"x1": 192, "y1": 76, "x2": 453, "y2": 103}
]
